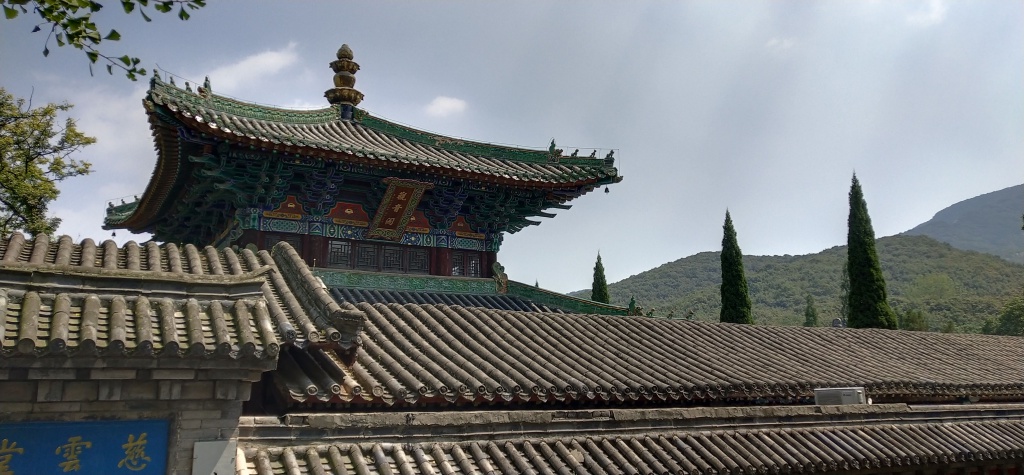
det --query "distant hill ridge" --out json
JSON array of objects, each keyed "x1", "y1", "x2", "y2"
[
  {"x1": 569, "y1": 185, "x2": 1024, "y2": 332},
  {"x1": 573, "y1": 235, "x2": 1024, "y2": 332},
  {"x1": 903, "y1": 184, "x2": 1023, "y2": 263}
]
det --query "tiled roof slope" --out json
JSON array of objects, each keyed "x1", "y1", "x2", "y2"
[
  {"x1": 331, "y1": 287, "x2": 567, "y2": 313},
  {"x1": 239, "y1": 418, "x2": 1024, "y2": 475},
  {"x1": 146, "y1": 76, "x2": 619, "y2": 188},
  {"x1": 0, "y1": 234, "x2": 360, "y2": 360},
  {"x1": 274, "y1": 301, "x2": 1024, "y2": 406}
]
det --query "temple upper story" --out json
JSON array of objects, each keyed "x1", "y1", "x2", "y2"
[{"x1": 104, "y1": 44, "x2": 621, "y2": 278}]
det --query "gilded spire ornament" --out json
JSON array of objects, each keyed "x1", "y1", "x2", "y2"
[{"x1": 325, "y1": 44, "x2": 364, "y2": 120}]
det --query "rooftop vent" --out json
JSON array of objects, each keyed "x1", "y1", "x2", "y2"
[{"x1": 814, "y1": 387, "x2": 867, "y2": 405}]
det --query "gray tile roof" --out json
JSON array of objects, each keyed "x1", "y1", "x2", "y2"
[
  {"x1": 272, "y1": 300, "x2": 1024, "y2": 406},
  {"x1": 0, "y1": 234, "x2": 361, "y2": 360},
  {"x1": 239, "y1": 417, "x2": 1024, "y2": 474}
]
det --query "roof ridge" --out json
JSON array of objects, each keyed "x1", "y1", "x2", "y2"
[
  {"x1": 271, "y1": 241, "x2": 364, "y2": 351},
  {"x1": 0, "y1": 233, "x2": 269, "y2": 277}
]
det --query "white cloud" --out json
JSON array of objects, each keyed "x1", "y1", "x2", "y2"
[
  {"x1": 765, "y1": 37, "x2": 797, "y2": 53},
  {"x1": 44, "y1": 83, "x2": 156, "y2": 244},
  {"x1": 907, "y1": 0, "x2": 948, "y2": 27},
  {"x1": 205, "y1": 42, "x2": 300, "y2": 94},
  {"x1": 424, "y1": 96, "x2": 467, "y2": 118}
]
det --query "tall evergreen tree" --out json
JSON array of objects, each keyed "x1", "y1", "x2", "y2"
[
  {"x1": 839, "y1": 261, "x2": 850, "y2": 327},
  {"x1": 803, "y1": 295, "x2": 819, "y2": 327},
  {"x1": 591, "y1": 253, "x2": 610, "y2": 304},
  {"x1": 720, "y1": 211, "x2": 753, "y2": 324},
  {"x1": 846, "y1": 174, "x2": 898, "y2": 329}
]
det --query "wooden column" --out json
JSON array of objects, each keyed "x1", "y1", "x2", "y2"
[{"x1": 434, "y1": 248, "x2": 452, "y2": 276}]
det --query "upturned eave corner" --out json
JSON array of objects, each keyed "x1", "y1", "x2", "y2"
[{"x1": 270, "y1": 241, "x2": 366, "y2": 349}]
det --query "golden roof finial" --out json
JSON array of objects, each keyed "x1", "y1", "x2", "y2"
[
  {"x1": 337, "y1": 44, "x2": 354, "y2": 60},
  {"x1": 326, "y1": 43, "x2": 363, "y2": 119}
]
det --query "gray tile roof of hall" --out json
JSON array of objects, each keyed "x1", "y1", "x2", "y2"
[
  {"x1": 330, "y1": 287, "x2": 567, "y2": 313},
  {"x1": 239, "y1": 415, "x2": 1024, "y2": 475},
  {"x1": 273, "y1": 301, "x2": 1024, "y2": 406},
  {"x1": 0, "y1": 234, "x2": 361, "y2": 361}
]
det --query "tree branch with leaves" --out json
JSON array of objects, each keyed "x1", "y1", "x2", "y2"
[
  {"x1": 3, "y1": 0, "x2": 205, "y2": 80},
  {"x1": 0, "y1": 88, "x2": 94, "y2": 236}
]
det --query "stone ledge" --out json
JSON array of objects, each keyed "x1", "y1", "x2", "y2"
[{"x1": 244, "y1": 403, "x2": 1024, "y2": 444}]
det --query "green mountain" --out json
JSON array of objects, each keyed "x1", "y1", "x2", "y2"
[
  {"x1": 903, "y1": 184, "x2": 1024, "y2": 263},
  {"x1": 584, "y1": 235, "x2": 1024, "y2": 332}
]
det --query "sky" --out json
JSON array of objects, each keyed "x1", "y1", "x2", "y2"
[{"x1": 1, "y1": 1, "x2": 1021, "y2": 293}]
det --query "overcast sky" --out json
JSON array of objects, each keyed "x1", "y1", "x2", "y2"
[{"x1": 1, "y1": 1, "x2": 1021, "y2": 293}]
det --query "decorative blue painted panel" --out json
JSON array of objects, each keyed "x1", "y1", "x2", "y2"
[{"x1": 0, "y1": 419, "x2": 169, "y2": 475}]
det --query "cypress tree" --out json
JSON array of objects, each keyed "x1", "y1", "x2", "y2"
[
  {"x1": 591, "y1": 253, "x2": 610, "y2": 304},
  {"x1": 839, "y1": 261, "x2": 850, "y2": 327},
  {"x1": 846, "y1": 174, "x2": 898, "y2": 329},
  {"x1": 720, "y1": 211, "x2": 753, "y2": 324},
  {"x1": 803, "y1": 295, "x2": 819, "y2": 327}
]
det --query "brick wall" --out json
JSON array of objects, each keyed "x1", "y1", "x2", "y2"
[{"x1": 0, "y1": 362, "x2": 268, "y2": 475}]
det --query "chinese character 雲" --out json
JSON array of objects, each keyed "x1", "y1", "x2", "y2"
[
  {"x1": 0, "y1": 439, "x2": 25, "y2": 475},
  {"x1": 56, "y1": 436, "x2": 91, "y2": 472},
  {"x1": 118, "y1": 433, "x2": 151, "y2": 472}
]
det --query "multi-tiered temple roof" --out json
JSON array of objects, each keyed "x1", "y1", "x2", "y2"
[{"x1": 104, "y1": 45, "x2": 620, "y2": 261}]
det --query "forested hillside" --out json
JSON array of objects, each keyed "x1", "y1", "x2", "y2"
[
  {"x1": 903, "y1": 184, "x2": 1023, "y2": 263},
  {"x1": 585, "y1": 235, "x2": 1024, "y2": 332}
]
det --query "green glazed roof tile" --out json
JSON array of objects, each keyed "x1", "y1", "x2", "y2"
[{"x1": 146, "y1": 77, "x2": 619, "y2": 186}]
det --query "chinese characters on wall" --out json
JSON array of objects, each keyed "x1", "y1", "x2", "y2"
[{"x1": 0, "y1": 420, "x2": 167, "y2": 475}]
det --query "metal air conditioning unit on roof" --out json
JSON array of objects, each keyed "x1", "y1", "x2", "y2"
[{"x1": 814, "y1": 387, "x2": 867, "y2": 405}]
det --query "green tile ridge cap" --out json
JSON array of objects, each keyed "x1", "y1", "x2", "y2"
[
  {"x1": 103, "y1": 200, "x2": 140, "y2": 228},
  {"x1": 355, "y1": 109, "x2": 556, "y2": 164},
  {"x1": 313, "y1": 268, "x2": 498, "y2": 295},
  {"x1": 149, "y1": 76, "x2": 338, "y2": 125},
  {"x1": 506, "y1": 280, "x2": 628, "y2": 316}
]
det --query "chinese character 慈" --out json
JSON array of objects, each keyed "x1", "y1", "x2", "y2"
[{"x1": 118, "y1": 433, "x2": 151, "y2": 471}]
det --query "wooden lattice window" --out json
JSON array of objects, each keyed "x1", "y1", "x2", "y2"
[
  {"x1": 451, "y1": 251, "x2": 482, "y2": 277},
  {"x1": 382, "y1": 246, "x2": 404, "y2": 273},
  {"x1": 451, "y1": 252, "x2": 465, "y2": 276},
  {"x1": 328, "y1": 240, "x2": 352, "y2": 268},
  {"x1": 407, "y1": 248, "x2": 429, "y2": 274},
  {"x1": 356, "y1": 244, "x2": 378, "y2": 271},
  {"x1": 467, "y1": 253, "x2": 481, "y2": 278}
]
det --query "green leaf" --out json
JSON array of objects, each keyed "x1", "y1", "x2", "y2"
[
  {"x1": 140, "y1": 9, "x2": 151, "y2": 22},
  {"x1": 119, "y1": 55, "x2": 131, "y2": 66},
  {"x1": 104, "y1": 29, "x2": 121, "y2": 41},
  {"x1": 155, "y1": 2, "x2": 171, "y2": 13},
  {"x1": 3, "y1": 6, "x2": 18, "y2": 19},
  {"x1": 177, "y1": 7, "x2": 189, "y2": 20},
  {"x1": 86, "y1": 51, "x2": 98, "y2": 63},
  {"x1": 121, "y1": 0, "x2": 135, "y2": 13}
]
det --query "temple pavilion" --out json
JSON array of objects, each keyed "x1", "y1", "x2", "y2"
[
  {"x1": 1, "y1": 45, "x2": 1023, "y2": 475},
  {"x1": 103, "y1": 44, "x2": 620, "y2": 281}
]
